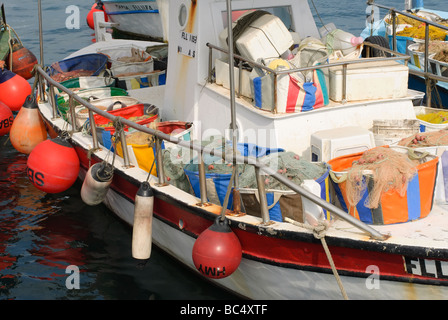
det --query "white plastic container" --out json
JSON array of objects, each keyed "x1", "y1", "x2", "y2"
[
  {"x1": 310, "y1": 126, "x2": 375, "y2": 162},
  {"x1": 235, "y1": 14, "x2": 293, "y2": 62},
  {"x1": 429, "y1": 56, "x2": 448, "y2": 77},
  {"x1": 322, "y1": 29, "x2": 364, "y2": 56},
  {"x1": 407, "y1": 43, "x2": 432, "y2": 72},
  {"x1": 328, "y1": 60, "x2": 409, "y2": 102},
  {"x1": 215, "y1": 58, "x2": 254, "y2": 98},
  {"x1": 414, "y1": 106, "x2": 448, "y2": 132},
  {"x1": 372, "y1": 119, "x2": 420, "y2": 146}
]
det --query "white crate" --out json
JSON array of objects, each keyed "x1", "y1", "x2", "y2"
[{"x1": 414, "y1": 106, "x2": 448, "y2": 132}]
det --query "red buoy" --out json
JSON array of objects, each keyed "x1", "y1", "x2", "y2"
[
  {"x1": 87, "y1": 1, "x2": 108, "y2": 30},
  {"x1": 192, "y1": 217, "x2": 242, "y2": 279},
  {"x1": 0, "y1": 67, "x2": 32, "y2": 111},
  {"x1": 27, "y1": 137, "x2": 80, "y2": 193},
  {"x1": 0, "y1": 101, "x2": 13, "y2": 136},
  {"x1": 8, "y1": 41, "x2": 38, "y2": 80},
  {"x1": 10, "y1": 95, "x2": 47, "y2": 154}
]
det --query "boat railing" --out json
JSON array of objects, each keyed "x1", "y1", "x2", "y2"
[
  {"x1": 367, "y1": 0, "x2": 448, "y2": 108},
  {"x1": 206, "y1": 41, "x2": 410, "y2": 108},
  {"x1": 34, "y1": 65, "x2": 387, "y2": 241}
]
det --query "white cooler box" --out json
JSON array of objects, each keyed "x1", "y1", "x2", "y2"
[
  {"x1": 235, "y1": 14, "x2": 293, "y2": 62},
  {"x1": 215, "y1": 58, "x2": 254, "y2": 98},
  {"x1": 310, "y1": 126, "x2": 375, "y2": 162},
  {"x1": 329, "y1": 60, "x2": 409, "y2": 102}
]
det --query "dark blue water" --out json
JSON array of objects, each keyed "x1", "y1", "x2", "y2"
[
  {"x1": 0, "y1": 0, "x2": 237, "y2": 300},
  {"x1": 1, "y1": 0, "x2": 447, "y2": 301}
]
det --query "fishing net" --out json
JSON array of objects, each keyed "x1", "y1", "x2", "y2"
[
  {"x1": 397, "y1": 25, "x2": 448, "y2": 40},
  {"x1": 162, "y1": 136, "x2": 240, "y2": 193},
  {"x1": 417, "y1": 110, "x2": 448, "y2": 124},
  {"x1": 162, "y1": 146, "x2": 193, "y2": 193},
  {"x1": 239, "y1": 151, "x2": 327, "y2": 191},
  {"x1": 397, "y1": 130, "x2": 448, "y2": 147},
  {"x1": 343, "y1": 147, "x2": 418, "y2": 209}
]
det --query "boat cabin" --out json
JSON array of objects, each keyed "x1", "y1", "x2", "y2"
[{"x1": 145, "y1": 0, "x2": 420, "y2": 161}]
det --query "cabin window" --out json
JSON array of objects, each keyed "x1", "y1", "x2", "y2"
[
  {"x1": 221, "y1": 6, "x2": 293, "y2": 31},
  {"x1": 178, "y1": 2, "x2": 188, "y2": 29}
]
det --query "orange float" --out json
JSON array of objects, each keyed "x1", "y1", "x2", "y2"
[
  {"x1": 0, "y1": 101, "x2": 13, "y2": 136},
  {"x1": 7, "y1": 40, "x2": 38, "y2": 80},
  {"x1": 27, "y1": 137, "x2": 80, "y2": 194},
  {"x1": 0, "y1": 65, "x2": 32, "y2": 111},
  {"x1": 86, "y1": 1, "x2": 108, "y2": 30},
  {"x1": 9, "y1": 95, "x2": 47, "y2": 154}
]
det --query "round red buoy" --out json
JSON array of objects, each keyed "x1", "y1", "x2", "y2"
[
  {"x1": 27, "y1": 137, "x2": 80, "y2": 193},
  {"x1": 0, "y1": 67, "x2": 32, "y2": 111},
  {"x1": 9, "y1": 95, "x2": 47, "y2": 154},
  {"x1": 192, "y1": 217, "x2": 242, "y2": 279},
  {"x1": 8, "y1": 41, "x2": 38, "y2": 80},
  {"x1": 86, "y1": 1, "x2": 108, "y2": 30},
  {"x1": 0, "y1": 101, "x2": 13, "y2": 136}
]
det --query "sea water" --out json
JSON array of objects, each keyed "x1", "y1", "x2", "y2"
[{"x1": 1, "y1": 0, "x2": 447, "y2": 301}]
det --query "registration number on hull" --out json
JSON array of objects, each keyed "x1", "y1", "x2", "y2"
[{"x1": 404, "y1": 256, "x2": 448, "y2": 280}]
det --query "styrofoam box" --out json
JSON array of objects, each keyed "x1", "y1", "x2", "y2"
[
  {"x1": 329, "y1": 60, "x2": 408, "y2": 102},
  {"x1": 414, "y1": 106, "x2": 448, "y2": 132},
  {"x1": 310, "y1": 126, "x2": 375, "y2": 162},
  {"x1": 215, "y1": 58, "x2": 253, "y2": 98},
  {"x1": 235, "y1": 14, "x2": 293, "y2": 62}
]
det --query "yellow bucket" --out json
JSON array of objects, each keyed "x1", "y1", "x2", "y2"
[{"x1": 116, "y1": 140, "x2": 158, "y2": 176}]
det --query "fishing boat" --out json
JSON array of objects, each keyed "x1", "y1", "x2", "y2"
[
  {"x1": 16, "y1": 0, "x2": 448, "y2": 300},
  {"x1": 362, "y1": 0, "x2": 448, "y2": 108},
  {"x1": 99, "y1": 0, "x2": 168, "y2": 42}
]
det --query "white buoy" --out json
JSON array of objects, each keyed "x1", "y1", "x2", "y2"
[
  {"x1": 81, "y1": 162, "x2": 113, "y2": 205},
  {"x1": 301, "y1": 179, "x2": 324, "y2": 225},
  {"x1": 132, "y1": 181, "x2": 154, "y2": 260}
]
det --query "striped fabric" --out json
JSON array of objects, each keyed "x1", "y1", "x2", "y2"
[{"x1": 251, "y1": 69, "x2": 328, "y2": 113}]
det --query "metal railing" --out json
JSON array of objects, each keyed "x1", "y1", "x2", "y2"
[
  {"x1": 207, "y1": 41, "x2": 410, "y2": 108},
  {"x1": 35, "y1": 65, "x2": 387, "y2": 241},
  {"x1": 367, "y1": 0, "x2": 448, "y2": 108}
]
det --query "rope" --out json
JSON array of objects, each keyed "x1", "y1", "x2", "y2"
[
  {"x1": 5, "y1": 23, "x2": 22, "y2": 71},
  {"x1": 284, "y1": 217, "x2": 349, "y2": 300}
]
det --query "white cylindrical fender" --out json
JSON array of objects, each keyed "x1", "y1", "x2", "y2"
[
  {"x1": 81, "y1": 162, "x2": 113, "y2": 206},
  {"x1": 301, "y1": 179, "x2": 323, "y2": 225},
  {"x1": 132, "y1": 182, "x2": 154, "y2": 260}
]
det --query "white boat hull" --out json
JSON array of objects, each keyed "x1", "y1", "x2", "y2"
[
  {"x1": 102, "y1": 1, "x2": 164, "y2": 40},
  {"x1": 98, "y1": 171, "x2": 448, "y2": 300}
]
